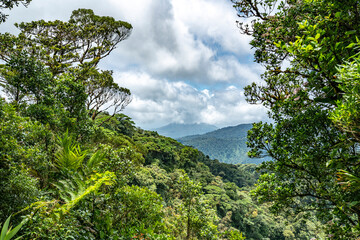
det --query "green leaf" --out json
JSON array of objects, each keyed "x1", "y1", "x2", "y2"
[
  {"x1": 0, "y1": 216, "x2": 11, "y2": 240},
  {"x1": 345, "y1": 30, "x2": 356, "y2": 35},
  {"x1": 4, "y1": 220, "x2": 25, "y2": 240},
  {"x1": 346, "y1": 42, "x2": 356, "y2": 49}
]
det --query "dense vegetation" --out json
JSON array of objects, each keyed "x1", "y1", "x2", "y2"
[
  {"x1": 178, "y1": 124, "x2": 269, "y2": 164},
  {"x1": 2, "y1": 0, "x2": 360, "y2": 238},
  {"x1": 0, "y1": 1, "x2": 328, "y2": 239},
  {"x1": 233, "y1": 0, "x2": 360, "y2": 238}
]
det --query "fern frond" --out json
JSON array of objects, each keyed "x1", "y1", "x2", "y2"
[
  {"x1": 55, "y1": 130, "x2": 88, "y2": 171},
  {"x1": 86, "y1": 150, "x2": 107, "y2": 171},
  {"x1": 53, "y1": 171, "x2": 86, "y2": 203},
  {"x1": 61, "y1": 171, "x2": 116, "y2": 213},
  {"x1": 54, "y1": 171, "x2": 116, "y2": 214},
  {"x1": 337, "y1": 169, "x2": 360, "y2": 191}
]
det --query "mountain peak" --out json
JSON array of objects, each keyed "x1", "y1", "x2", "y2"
[
  {"x1": 178, "y1": 123, "x2": 269, "y2": 164},
  {"x1": 154, "y1": 123, "x2": 218, "y2": 139}
]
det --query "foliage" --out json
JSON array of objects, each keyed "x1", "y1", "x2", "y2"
[
  {"x1": 330, "y1": 52, "x2": 360, "y2": 141},
  {"x1": 10, "y1": 8, "x2": 132, "y2": 74},
  {"x1": 85, "y1": 69, "x2": 132, "y2": 123},
  {"x1": 232, "y1": 0, "x2": 360, "y2": 237},
  {"x1": 0, "y1": 215, "x2": 26, "y2": 240},
  {"x1": 0, "y1": 8, "x2": 133, "y2": 127},
  {"x1": 0, "y1": 167, "x2": 39, "y2": 220},
  {"x1": 55, "y1": 131, "x2": 87, "y2": 171},
  {"x1": 0, "y1": 3, "x2": 329, "y2": 240},
  {"x1": 112, "y1": 185, "x2": 165, "y2": 237},
  {"x1": 0, "y1": 0, "x2": 31, "y2": 23}
]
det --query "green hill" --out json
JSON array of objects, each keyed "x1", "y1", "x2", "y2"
[
  {"x1": 178, "y1": 124, "x2": 268, "y2": 164},
  {"x1": 0, "y1": 7, "x2": 322, "y2": 239}
]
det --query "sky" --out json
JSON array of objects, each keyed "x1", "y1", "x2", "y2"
[{"x1": 0, "y1": 0, "x2": 269, "y2": 130}]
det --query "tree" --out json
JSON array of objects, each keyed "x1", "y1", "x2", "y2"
[
  {"x1": 5, "y1": 8, "x2": 132, "y2": 75},
  {"x1": 0, "y1": 53, "x2": 90, "y2": 132},
  {"x1": 0, "y1": 52, "x2": 53, "y2": 105},
  {"x1": 84, "y1": 69, "x2": 132, "y2": 123},
  {"x1": 0, "y1": 0, "x2": 31, "y2": 23},
  {"x1": 110, "y1": 185, "x2": 165, "y2": 237},
  {"x1": 0, "y1": 9, "x2": 133, "y2": 128},
  {"x1": 232, "y1": 0, "x2": 360, "y2": 237},
  {"x1": 175, "y1": 171, "x2": 219, "y2": 240}
]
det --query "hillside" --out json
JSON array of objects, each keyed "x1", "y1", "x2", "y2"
[
  {"x1": 0, "y1": 100, "x2": 324, "y2": 239},
  {"x1": 154, "y1": 123, "x2": 218, "y2": 139},
  {"x1": 178, "y1": 124, "x2": 268, "y2": 164},
  {"x1": 0, "y1": 3, "x2": 332, "y2": 239}
]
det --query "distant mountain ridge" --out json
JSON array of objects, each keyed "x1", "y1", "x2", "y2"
[
  {"x1": 154, "y1": 123, "x2": 218, "y2": 139},
  {"x1": 178, "y1": 123, "x2": 268, "y2": 164}
]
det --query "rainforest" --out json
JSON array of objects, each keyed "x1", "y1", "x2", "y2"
[{"x1": 1, "y1": 0, "x2": 360, "y2": 239}]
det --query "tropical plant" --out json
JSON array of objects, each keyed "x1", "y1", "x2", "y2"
[
  {"x1": 0, "y1": 215, "x2": 26, "y2": 240},
  {"x1": 55, "y1": 131, "x2": 88, "y2": 171}
]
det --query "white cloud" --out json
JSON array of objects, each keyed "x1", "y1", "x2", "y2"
[
  {"x1": 1, "y1": 0, "x2": 262, "y2": 86},
  {"x1": 115, "y1": 71, "x2": 268, "y2": 129},
  {"x1": 0, "y1": 0, "x2": 269, "y2": 129},
  {"x1": 100, "y1": 0, "x2": 260, "y2": 84},
  {"x1": 207, "y1": 56, "x2": 262, "y2": 85},
  {"x1": 172, "y1": 0, "x2": 253, "y2": 55}
]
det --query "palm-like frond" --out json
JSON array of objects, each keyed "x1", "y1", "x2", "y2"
[
  {"x1": 55, "y1": 131, "x2": 88, "y2": 171},
  {"x1": 53, "y1": 171, "x2": 116, "y2": 214},
  {"x1": 0, "y1": 215, "x2": 26, "y2": 240},
  {"x1": 337, "y1": 169, "x2": 360, "y2": 191},
  {"x1": 86, "y1": 150, "x2": 106, "y2": 172},
  {"x1": 51, "y1": 131, "x2": 114, "y2": 218}
]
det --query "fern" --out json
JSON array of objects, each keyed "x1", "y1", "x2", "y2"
[
  {"x1": 50, "y1": 131, "x2": 115, "y2": 218},
  {"x1": 54, "y1": 171, "x2": 116, "y2": 214},
  {"x1": 86, "y1": 150, "x2": 106, "y2": 172},
  {"x1": 55, "y1": 131, "x2": 87, "y2": 171}
]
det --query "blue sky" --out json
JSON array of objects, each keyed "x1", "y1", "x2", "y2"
[{"x1": 0, "y1": 0, "x2": 269, "y2": 129}]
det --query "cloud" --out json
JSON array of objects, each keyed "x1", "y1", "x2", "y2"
[
  {"x1": 1, "y1": 0, "x2": 261, "y2": 86},
  {"x1": 0, "y1": 0, "x2": 269, "y2": 129},
  {"x1": 172, "y1": 0, "x2": 253, "y2": 55},
  {"x1": 207, "y1": 56, "x2": 262, "y2": 85},
  {"x1": 115, "y1": 71, "x2": 268, "y2": 129},
  {"x1": 102, "y1": 0, "x2": 260, "y2": 85},
  {"x1": 105, "y1": 0, "x2": 214, "y2": 80}
]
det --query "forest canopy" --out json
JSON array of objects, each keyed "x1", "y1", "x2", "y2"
[
  {"x1": 232, "y1": 0, "x2": 360, "y2": 237},
  {"x1": 0, "y1": 0, "x2": 359, "y2": 239}
]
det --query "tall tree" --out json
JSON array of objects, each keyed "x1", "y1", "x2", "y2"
[
  {"x1": 84, "y1": 69, "x2": 132, "y2": 123},
  {"x1": 0, "y1": 8, "x2": 133, "y2": 125},
  {"x1": 233, "y1": 0, "x2": 360, "y2": 237},
  {"x1": 5, "y1": 8, "x2": 132, "y2": 75},
  {"x1": 0, "y1": 0, "x2": 31, "y2": 23}
]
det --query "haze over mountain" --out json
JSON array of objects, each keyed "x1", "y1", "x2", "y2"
[
  {"x1": 178, "y1": 123, "x2": 268, "y2": 164},
  {"x1": 154, "y1": 123, "x2": 218, "y2": 139}
]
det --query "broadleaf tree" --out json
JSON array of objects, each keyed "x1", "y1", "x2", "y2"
[
  {"x1": 0, "y1": 8, "x2": 133, "y2": 129},
  {"x1": 232, "y1": 0, "x2": 360, "y2": 237},
  {"x1": 0, "y1": 0, "x2": 31, "y2": 23}
]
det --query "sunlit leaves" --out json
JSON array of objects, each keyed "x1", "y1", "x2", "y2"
[
  {"x1": 13, "y1": 8, "x2": 132, "y2": 75},
  {"x1": 233, "y1": 0, "x2": 360, "y2": 236}
]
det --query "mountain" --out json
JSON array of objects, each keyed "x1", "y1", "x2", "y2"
[
  {"x1": 154, "y1": 123, "x2": 218, "y2": 139},
  {"x1": 178, "y1": 123, "x2": 269, "y2": 164}
]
